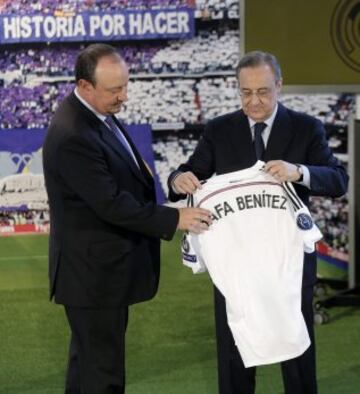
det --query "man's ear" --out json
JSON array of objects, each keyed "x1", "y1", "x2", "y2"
[
  {"x1": 276, "y1": 78, "x2": 283, "y2": 93},
  {"x1": 77, "y1": 79, "x2": 94, "y2": 94}
]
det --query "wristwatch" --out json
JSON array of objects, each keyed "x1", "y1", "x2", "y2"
[{"x1": 295, "y1": 164, "x2": 304, "y2": 182}]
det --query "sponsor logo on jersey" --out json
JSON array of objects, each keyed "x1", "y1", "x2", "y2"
[
  {"x1": 182, "y1": 253, "x2": 197, "y2": 263},
  {"x1": 297, "y1": 213, "x2": 313, "y2": 230}
]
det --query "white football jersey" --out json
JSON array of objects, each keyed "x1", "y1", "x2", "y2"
[{"x1": 181, "y1": 161, "x2": 322, "y2": 368}]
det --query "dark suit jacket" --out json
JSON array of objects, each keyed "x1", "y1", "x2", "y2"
[
  {"x1": 43, "y1": 92, "x2": 179, "y2": 307},
  {"x1": 168, "y1": 103, "x2": 348, "y2": 286}
]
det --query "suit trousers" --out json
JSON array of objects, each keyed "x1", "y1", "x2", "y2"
[
  {"x1": 64, "y1": 306, "x2": 128, "y2": 394},
  {"x1": 214, "y1": 285, "x2": 317, "y2": 394}
]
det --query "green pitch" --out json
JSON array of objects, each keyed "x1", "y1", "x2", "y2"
[{"x1": 0, "y1": 234, "x2": 359, "y2": 393}]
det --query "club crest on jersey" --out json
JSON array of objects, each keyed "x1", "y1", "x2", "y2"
[{"x1": 297, "y1": 213, "x2": 313, "y2": 230}]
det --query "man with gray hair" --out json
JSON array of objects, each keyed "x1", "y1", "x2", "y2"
[{"x1": 168, "y1": 50, "x2": 348, "y2": 393}]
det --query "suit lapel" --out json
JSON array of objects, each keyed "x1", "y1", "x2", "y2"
[
  {"x1": 69, "y1": 94, "x2": 151, "y2": 188},
  {"x1": 99, "y1": 120, "x2": 151, "y2": 188},
  {"x1": 264, "y1": 103, "x2": 294, "y2": 161},
  {"x1": 113, "y1": 118, "x2": 155, "y2": 186}
]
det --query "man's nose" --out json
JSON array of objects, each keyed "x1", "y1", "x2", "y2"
[
  {"x1": 248, "y1": 92, "x2": 261, "y2": 104},
  {"x1": 117, "y1": 89, "x2": 128, "y2": 102}
]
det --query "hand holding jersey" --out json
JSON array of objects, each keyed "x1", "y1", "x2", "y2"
[
  {"x1": 264, "y1": 160, "x2": 304, "y2": 183},
  {"x1": 172, "y1": 171, "x2": 203, "y2": 194},
  {"x1": 177, "y1": 207, "x2": 212, "y2": 234}
]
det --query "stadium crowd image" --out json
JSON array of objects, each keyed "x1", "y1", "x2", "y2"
[{"x1": 0, "y1": 0, "x2": 359, "y2": 393}]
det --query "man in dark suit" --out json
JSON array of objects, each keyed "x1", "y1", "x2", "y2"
[
  {"x1": 168, "y1": 51, "x2": 348, "y2": 394},
  {"x1": 42, "y1": 43, "x2": 211, "y2": 394}
]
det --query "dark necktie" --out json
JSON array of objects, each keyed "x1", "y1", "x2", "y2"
[
  {"x1": 254, "y1": 122, "x2": 266, "y2": 160},
  {"x1": 104, "y1": 116, "x2": 138, "y2": 166}
]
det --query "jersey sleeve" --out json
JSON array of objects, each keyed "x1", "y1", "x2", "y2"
[
  {"x1": 294, "y1": 207, "x2": 323, "y2": 253},
  {"x1": 181, "y1": 232, "x2": 207, "y2": 274},
  {"x1": 283, "y1": 182, "x2": 323, "y2": 254}
]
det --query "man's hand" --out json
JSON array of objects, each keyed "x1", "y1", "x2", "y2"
[
  {"x1": 264, "y1": 160, "x2": 301, "y2": 182},
  {"x1": 173, "y1": 171, "x2": 202, "y2": 194},
  {"x1": 177, "y1": 207, "x2": 212, "y2": 234}
]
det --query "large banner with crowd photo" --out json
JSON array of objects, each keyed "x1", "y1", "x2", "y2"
[
  {"x1": 0, "y1": 8, "x2": 195, "y2": 43},
  {"x1": 0, "y1": 125, "x2": 163, "y2": 236}
]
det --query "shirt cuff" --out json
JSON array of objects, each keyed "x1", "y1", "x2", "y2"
[
  {"x1": 170, "y1": 171, "x2": 183, "y2": 194},
  {"x1": 296, "y1": 165, "x2": 310, "y2": 188}
]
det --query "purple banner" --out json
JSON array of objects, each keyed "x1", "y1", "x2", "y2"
[{"x1": 0, "y1": 8, "x2": 194, "y2": 44}]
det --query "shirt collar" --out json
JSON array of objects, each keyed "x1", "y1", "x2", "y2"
[
  {"x1": 248, "y1": 103, "x2": 278, "y2": 129},
  {"x1": 74, "y1": 88, "x2": 107, "y2": 122}
]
